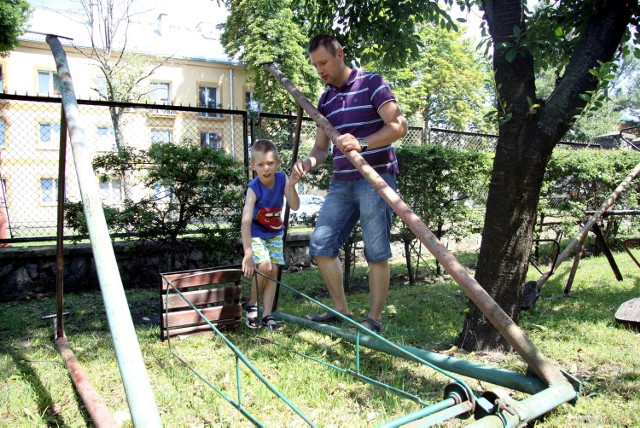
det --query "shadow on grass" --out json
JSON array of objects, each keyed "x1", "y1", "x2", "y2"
[{"x1": 4, "y1": 344, "x2": 87, "y2": 426}]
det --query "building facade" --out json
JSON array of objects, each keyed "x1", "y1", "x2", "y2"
[{"x1": 0, "y1": 2, "x2": 253, "y2": 239}]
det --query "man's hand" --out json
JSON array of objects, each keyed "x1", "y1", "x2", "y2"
[{"x1": 336, "y1": 133, "x2": 363, "y2": 153}]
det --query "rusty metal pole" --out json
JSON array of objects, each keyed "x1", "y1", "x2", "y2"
[
  {"x1": 47, "y1": 35, "x2": 162, "y2": 426},
  {"x1": 56, "y1": 337, "x2": 118, "y2": 427},
  {"x1": 56, "y1": 109, "x2": 67, "y2": 340},
  {"x1": 264, "y1": 62, "x2": 568, "y2": 387}
]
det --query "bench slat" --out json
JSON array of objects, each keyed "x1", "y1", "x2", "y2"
[{"x1": 161, "y1": 286, "x2": 242, "y2": 311}]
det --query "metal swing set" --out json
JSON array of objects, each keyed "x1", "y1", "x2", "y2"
[{"x1": 42, "y1": 34, "x2": 580, "y2": 427}]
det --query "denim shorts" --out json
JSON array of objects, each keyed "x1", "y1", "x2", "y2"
[{"x1": 310, "y1": 173, "x2": 396, "y2": 263}]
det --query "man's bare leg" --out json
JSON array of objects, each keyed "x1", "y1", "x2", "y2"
[
  {"x1": 367, "y1": 260, "x2": 389, "y2": 322},
  {"x1": 315, "y1": 255, "x2": 350, "y2": 315}
]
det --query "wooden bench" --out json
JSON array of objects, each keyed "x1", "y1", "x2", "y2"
[{"x1": 160, "y1": 266, "x2": 244, "y2": 341}]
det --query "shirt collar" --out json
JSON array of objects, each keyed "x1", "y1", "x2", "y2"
[{"x1": 329, "y1": 68, "x2": 359, "y2": 90}]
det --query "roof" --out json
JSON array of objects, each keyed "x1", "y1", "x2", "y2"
[{"x1": 20, "y1": 0, "x2": 239, "y2": 65}]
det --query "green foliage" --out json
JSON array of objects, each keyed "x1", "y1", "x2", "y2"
[
  {"x1": 366, "y1": 23, "x2": 493, "y2": 132},
  {"x1": 541, "y1": 148, "x2": 640, "y2": 240},
  {"x1": 65, "y1": 143, "x2": 246, "y2": 254},
  {"x1": 220, "y1": 0, "x2": 320, "y2": 114},
  {"x1": 293, "y1": 0, "x2": 456, "y2": 67},
  {"x1": 0, "y1": 0, "x2": 30, "y2": 57},
  {"x1": 395, "y1": 145, "x2": 491, "y2": 276}
]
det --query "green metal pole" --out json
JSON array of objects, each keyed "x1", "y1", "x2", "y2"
[
  {"x1": 47, "y1": 35, "x2": 162, "y2": 427},
  {"x1": 275, "y1": 312, "x2": 549, "y2": 395}
]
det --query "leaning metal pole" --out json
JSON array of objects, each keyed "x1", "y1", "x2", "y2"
[
  {"x1": 264, "y1": 63, "x2": 570, "y2": 389},
  {"x1": 535, "y1": 160, "x2": 640, "y2": 289},
  {"x1": 47, "y1": 35, "x2": 162, "y2": 427}
]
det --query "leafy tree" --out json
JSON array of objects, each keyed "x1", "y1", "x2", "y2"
[
  {"x1": 0, "y1": 0, "x2": 30, "y2": 57},
  {"x1": 219, "y1": 0, "x2": 320, "y2": 114},
  {"x1": 458, "y1": 1, "x2": 639, "y2": 351},
  {"x1": 366, "y1": 23, "x2": 493, "y2": 131}
]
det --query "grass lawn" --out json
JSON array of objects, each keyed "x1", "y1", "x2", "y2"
[{"x1": 1, "y1": 249, "x2": 639, "y2": 426}]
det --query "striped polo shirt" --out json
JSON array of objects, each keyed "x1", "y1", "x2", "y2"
[{"x1": 318, "y1": 68, "x2": 400, "y2": 180}]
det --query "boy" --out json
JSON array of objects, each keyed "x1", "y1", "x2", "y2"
[{"x1": 241, "y1": 139, "x2": 300, "y2": 330}]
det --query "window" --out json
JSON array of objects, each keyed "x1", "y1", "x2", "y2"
[
  {"x1": 201, "y1": 131, "x2": 222, "y2": 150},
  {"x1": 0, "y1": 119, "x2": 5, "y2": 148},
  {"x1": 245, "y1": 89, "x2": 259, "y2": 111},
  {"x1": 0, "y1": 65, "x2": 4, "y2": 93},
  {"x1": 96, "y1": 75, "x2": 108, "y2": 99},
  {"x1": 38, "y1": 70, "x2": 60, "y2": 96},
  {"x1": 99, "y1": 178, "x2": 122, "y2": 204},
  {"x1": 40, "y1": 178, "x2": 58, "y2": 204},
  {"x1": 151, "y1": 129, "x2": 172, "y2": 145},
  {"x1": 198, "y1": 86, "x2": 221, "y2": 118},
  {"x1": 152, "y1": 182, "x2": 173, "y2": 202},
  {"x1": 151, "y1": 82, "x2": 173, "y2": 115},
  {"x1": 96, "y1": 126, "x2": 116, "y2": 151},
  {"x1": 39, "y1": 122, "x2": 61, "y2": 147}
]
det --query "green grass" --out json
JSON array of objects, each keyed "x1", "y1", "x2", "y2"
[{"x1": 1, "y1": 250, "x2": 639, "y2": 426}]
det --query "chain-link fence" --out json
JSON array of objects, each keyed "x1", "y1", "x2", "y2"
[
  {"x1": 0, "y1": 93, "x2": 247, "y2": 242},
  {"x1": 0, "y1": 96, "x2": 604, "y2": 244}
]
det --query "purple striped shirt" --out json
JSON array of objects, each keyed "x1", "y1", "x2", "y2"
[{"x1": 318, "y1": 68, "x2": 400, "y2": 180}]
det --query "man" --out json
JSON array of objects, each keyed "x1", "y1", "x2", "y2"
[{"x1": 291, "y1": 34, "x2": 407, "y2": 333}]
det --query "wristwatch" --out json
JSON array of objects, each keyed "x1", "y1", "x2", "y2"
[{"x1": 357, "y1": 138, "x2": 369, "y2": 152}]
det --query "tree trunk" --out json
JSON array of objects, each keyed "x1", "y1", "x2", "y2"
[
  {"x1": 459, "y1": 128, "x2": 550, "y2": 351},
  {"x1": 458, "y1": 0, "x2": 632, "y2": 352}
]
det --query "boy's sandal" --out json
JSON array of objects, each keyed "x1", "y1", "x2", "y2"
[
  {"x1": 261, "y1": 315, "x2": 283, "y2": 331},
  {"x1": 361, "y1": 317, "x2": 384, "y2": 334},
  {"x1": 306, "y1": 311, "x2": 352, "y2": 324},
  {"x1": 244, "y1": 304, "x2": 259, "y2": 330}
]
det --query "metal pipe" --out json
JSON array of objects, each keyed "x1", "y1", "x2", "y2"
[
  {"x1": 467, "y1": 383, "x2": 577, "y2": 427},
  {"x1": 56, "y1": 337, "x2": 117, "y2": 427},
  {"x1": 56, "y1": 109, "x2": 68, "y2": 340},
  {"x1": 274, "y1": 105, "x2": 304, "y2": 311},
  {"x1": 536, "y1": 160, "x2": 640, "y2": 289},
  {"x1": 264, "y1": 62, "x2": 567, "y2": 387},
  {"x1": 46, "y1": 35, "x2": 162, "y2": 427},
  {"x1": 275, "y1": 312, "x2": 548, "y2": 395}
]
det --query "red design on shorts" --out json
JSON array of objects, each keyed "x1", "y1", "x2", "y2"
[{"x1": 256, "y1": 207, "x2": 283, "y2": 232}]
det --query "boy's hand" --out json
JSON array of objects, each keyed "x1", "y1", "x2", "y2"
[
  {"x1": 242, "y1": 253, "x2": 255, "y2": 277},
  {"x1": 289, "y1": 171, "x2": 301, "y2": 186}
]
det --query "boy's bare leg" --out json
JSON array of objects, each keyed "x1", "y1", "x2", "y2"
[
  {"x1": 260, "y1": 265, "x2": 278, "y2": 317},
  {"x1": 316, "y1": 255, "x2": 349, "y2": 315}
]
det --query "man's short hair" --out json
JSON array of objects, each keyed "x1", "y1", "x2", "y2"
[
  {"x1": 308, "y1": 34, "x2": 342, "y2": 56},
  {"x1": 250, "y1": 139, "x2": 279, "y2": 159}
]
